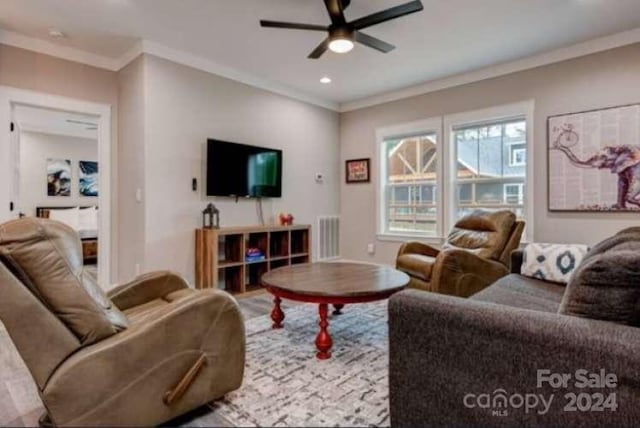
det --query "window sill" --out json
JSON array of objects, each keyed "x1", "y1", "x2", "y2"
[{"x1": 376, "y1": 233, "x2": 444, "y2": 244}]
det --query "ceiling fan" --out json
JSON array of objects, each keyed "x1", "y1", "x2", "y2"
[{"x1": 260, "y1": 0, "x2": 424, "y2": 59}]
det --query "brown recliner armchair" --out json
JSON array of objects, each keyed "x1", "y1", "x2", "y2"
[
  {"x1": 0, "y1": 218, "x2": 245, "y2": 427},
  {"x1": 396, "y1": 210, "x2": 524, "y2": 297}
]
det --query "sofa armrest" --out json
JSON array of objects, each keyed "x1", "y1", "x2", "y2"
[
  {"x1": 107, "y1": 270, "x2": 189, "y2": 310},
  {"x1": 42, "y1": 289, "x2": 245, "y2": 426},
  {"x1": 389, "y1": 290, "x2": 640, "y2": 427},
  {"x1": 430, "y1": 249, "x2": 508, "y2": 297},
  {"x1": 511, "y1": 249, "x2": 524, "y2": 274},
  {"x1": 397, "y1": 241, "x2": 440, "y2": 258}
]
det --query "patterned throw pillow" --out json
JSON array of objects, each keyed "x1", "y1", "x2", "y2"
[{"x1": 521, "y1": 243, "x2": 590, "y2": 284}]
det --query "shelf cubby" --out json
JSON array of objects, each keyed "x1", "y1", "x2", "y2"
[
  {"x1": 291, "y1": 229, "x2": 309, "y2": 255},
  {"x1": 217, "y1": 265, "x2": 243, "y2": 294},
  {"x1": 195, "y1": 224, "x2": 312, "y2": 294},
  {"x1": 291, "y1": 254, "x2": 310, "y2": 265},
  {"x1": 270, "y1": 230, "x2": 289, "y2": 258},
  {"x1": 270, "y1": 259, "x2": 290, "y2": 270},
  {"x1": 246, "y1": 262, "x2": 269, "y2": 289},
  {"x1": 246, "y1": 232, "x2": 268, "y2": 261}
]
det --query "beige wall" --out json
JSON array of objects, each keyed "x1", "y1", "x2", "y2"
[
  {"x1": 117, "y1": 56, "x2": 146, "y2": 281},
  {"x1": 19, "y1": 131, "x2": 98, "y2": 216},
  {"x1": 0, "y1": 44, "x2": 117, "y2": 104},
  {"x1": 0, "y1": 45, "x2": 340, "y2": 285},
  {"x1": 340, "y1": 43, "x2": 640, "y2": 264},
  {"x1": 140, "y1": 55, "x2": 340, "y2": 283},
  {"x1": 0, "y1": 44, "x2": 120, "y2": 281}
]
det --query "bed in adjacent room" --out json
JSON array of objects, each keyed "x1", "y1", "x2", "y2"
[{"x1": 36, "y1": 206, "x2": 99, "y2": 264}]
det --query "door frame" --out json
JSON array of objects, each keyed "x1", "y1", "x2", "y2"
[{"x1": 0, "y1": 86, "x2": 113, "y2": 287}]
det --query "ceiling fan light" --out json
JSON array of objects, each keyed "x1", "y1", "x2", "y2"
[{"x1": 328, "y1": 38, "x2": 354, "y2": 54}]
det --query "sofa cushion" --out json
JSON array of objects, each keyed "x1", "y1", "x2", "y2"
[
  {"x1": 396, "y1": 254, "x2": 435, "y2": 281},
  {"x1": 0, "y1": 218, "x2": 128, "y2": 345},
  {"x1": 559, "y1": 228, "x2": 640, "y2": 326},
  {"x1": 442, "y1": 210, "x2": 515, "y2": 261},
  {"x1": 471, "y1": 274, "x2": 565, "y2": 313},
  {"x1": 521, "y1": 243, "x2": 589, "y2": 284}
]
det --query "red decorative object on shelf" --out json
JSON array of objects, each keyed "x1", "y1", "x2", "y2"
[{"x1": 278, "y1": 212, "x2": 294, "y2": 226}]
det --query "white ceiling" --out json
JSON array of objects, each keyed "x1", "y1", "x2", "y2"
[
  {"x1": 14, "y1": 105, "x2": 99, "y2": 140},
  {"x1": 2, "y1": 0, "x2": 640, "y2": 108}
]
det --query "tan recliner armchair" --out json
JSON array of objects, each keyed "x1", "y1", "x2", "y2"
[
  {"x1": 0, "y1": 218, "x2": 245, "y2": 427},
  {"x1": 396, "y1": 210, "x2": 524, "y2": 297}
]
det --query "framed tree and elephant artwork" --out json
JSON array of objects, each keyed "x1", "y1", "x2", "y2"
[{"x1": 548, "y1": 103, "x2": 640, "y2": 212}]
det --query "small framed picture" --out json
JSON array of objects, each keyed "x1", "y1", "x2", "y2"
[{"x1": 345, "y1": 158, "x2": 370, "y2": 183}]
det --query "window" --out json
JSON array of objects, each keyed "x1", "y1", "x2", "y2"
[
  {"x1": 381, "y1": 132, "x2": 439, "y2": 236},
  {"x1": 452, "y1": 118, "x2": 526, "y2": 220},
  {"x1": 509, "y1": 144, "x2": 526, "y2": 166},
  {"x1": 377, "y1": 102, "x2": 532, "y2": 241},
  {"x1": 504, "y1": 183, "x2": 524, "y2": 205}
]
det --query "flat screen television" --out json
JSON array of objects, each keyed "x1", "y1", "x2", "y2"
[{"x1": 206, "y1": 139, "x2": 282, "y2": 198}]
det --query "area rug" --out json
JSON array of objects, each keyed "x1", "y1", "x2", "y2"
[{"x1": 209, "y1": 301, "x2": 390, "y2": 427}]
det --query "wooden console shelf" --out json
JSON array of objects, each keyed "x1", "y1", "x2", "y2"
[{"x1": 195, "y1": 224, "x2": 311, "y2": 294}]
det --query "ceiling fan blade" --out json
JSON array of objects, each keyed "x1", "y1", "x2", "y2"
[
  {"x1": 260, "y1": 20, "x2": 328, "y2": 31},
  {"x1": 354, "y1": 31, "x2": 395, "y2": 53},
  {"x1": 308, "y1": 38, "x2": 330, "y2": 59},
  {"x1": 323, "y1": 0, "x2": 346, "y2": 25},
  {"x1": 351, "y1": 0, "x2": 424, "y2": 30}
]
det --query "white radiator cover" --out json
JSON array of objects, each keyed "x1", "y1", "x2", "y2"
[{"x1": 317, "y1": 216, "x2": 340, "y2": 261}]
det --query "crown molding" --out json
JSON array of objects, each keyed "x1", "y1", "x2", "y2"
[
  {"x1": 0, "y1": 28, "x2": 121, "y2": 70},
  {"x1": 4, "y1": 26, "x2": 640, "y2": 114},
  {"x1": 339, "y1": 27, "x2": 640, "y2": 112},
  {"x1": 114, "y1": 39, "x2": 144, "y2": 70},
  {"x1": 0, "y1": 29, "x2": 338, "y2": 111},
  {"x1": 139, "y1": 40, "x2": 339, "y2": 111}
]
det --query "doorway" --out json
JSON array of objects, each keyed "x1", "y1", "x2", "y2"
[{"x1": 0, "y1": 87, "x2": 113, "y2": 287}]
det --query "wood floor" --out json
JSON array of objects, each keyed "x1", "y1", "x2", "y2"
[{"x1": 0, "y1": 290, "x2": 295, "y2": 427}]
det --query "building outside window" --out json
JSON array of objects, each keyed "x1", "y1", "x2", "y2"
[
  {"x1": 381, "y1": 133, "x2": 438, "y2": 235},
  {"x1": 453, "y1": 118, "x2": 527, "y2": 220}
]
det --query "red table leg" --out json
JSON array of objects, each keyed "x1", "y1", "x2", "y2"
[
  {"x1": 271, "y1": 297, "x2": 284, "y2": 329},
  {"x1": 315, "y1": 303, "x2": 333, "y2": 359},
  {"x1": 333, "y1": 304, "x2": 344, "y2": 315}
]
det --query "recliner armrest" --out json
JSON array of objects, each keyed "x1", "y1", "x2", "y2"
[
  {"x1": 107, "y1": 270, "x2": 190, "y2": 310},
  {"x1": 430, "y1": 249, "x2": 508, "y2": 297},
  {"x1": 397, "y1": 241, "x2": 440, "y2": 258},
  {"x1": 511, "y1": 249, "x2": 524, "y2": 274}
]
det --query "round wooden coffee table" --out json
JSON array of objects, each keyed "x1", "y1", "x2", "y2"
[{"x1": 260, "y1": 262, "x2": 409, "y2": 360}]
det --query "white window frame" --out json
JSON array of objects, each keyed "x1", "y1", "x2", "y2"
[
  {"x1": 375, "y1": 117, "x2": 443, "y2": 242},
  {"x1": 509, "y1": 144, "x2": 527, "y2": 167},
  {"x1": 444, "y1": 100, "x2": 535, "y2": 241},
  {"x1": 503, "y1": 183, "x2": 525, "y2": 205}
]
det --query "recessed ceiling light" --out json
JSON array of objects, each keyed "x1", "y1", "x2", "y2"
[
  {"x1": 320, "y1": 76, "x2": 332, "y2": 84},
  {"x1": 48, "y1": 28, "x2": 66, "y2": 38}
]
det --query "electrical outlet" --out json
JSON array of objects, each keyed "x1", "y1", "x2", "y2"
[{"x1": 367, "y1": 243, "x2": 375, "y2": 254}]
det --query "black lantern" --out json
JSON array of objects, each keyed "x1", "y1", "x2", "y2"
[{"x1": 202, "y1": 203, "x2": 220, "y2": 229}]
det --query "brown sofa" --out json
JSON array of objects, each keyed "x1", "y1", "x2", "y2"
[
  {"x1": 396, "y1": 209, "x2": 524, "y2": 297},
  {"x1": 0, "y1": 218, "x2": 245, "y2": 427}
]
